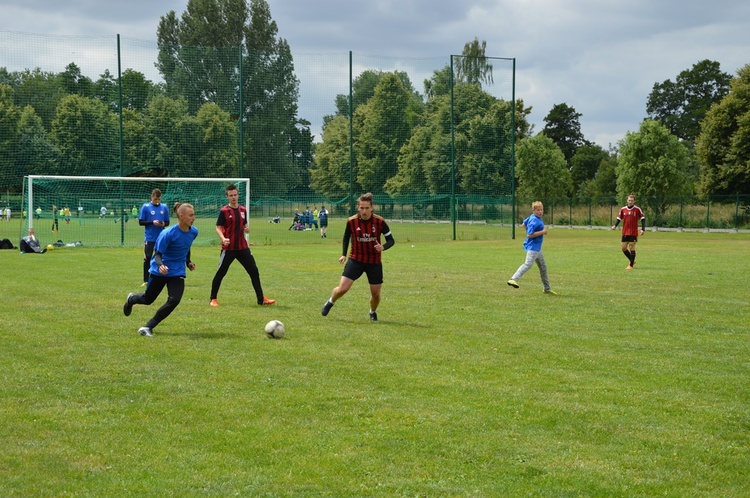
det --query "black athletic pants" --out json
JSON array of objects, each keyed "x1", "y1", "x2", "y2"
[
  {"x1": 210, "y1": 248, "x2": 264, "y2": 303},
  {"x1": 130, "y1": 275, "x2": 185, "y2": 330},
  {"x1": 143, "y1": 241, "x2": 156, "y2": 283}
]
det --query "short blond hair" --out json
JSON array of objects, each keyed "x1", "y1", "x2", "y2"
[{"x1": 532, "y1": 201, "x2": 543, "y2": 210}]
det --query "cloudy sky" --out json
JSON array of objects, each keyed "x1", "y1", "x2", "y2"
[{"x1": 1, "y1": 0, "x2": 748, "y2": 148}]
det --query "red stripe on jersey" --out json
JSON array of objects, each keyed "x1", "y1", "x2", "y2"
[
  {"x1": 617, "y1": 205, "x2": 644, "y2": 237},
  {"x1": 348, "y1": 214, "x2": 388, "y2": 264},
  {"x1": 217, "y1": 205, "x2": 248, "y2": 251}
]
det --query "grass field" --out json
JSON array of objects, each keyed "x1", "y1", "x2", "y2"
[{"x1": 1, "y1": 227, "x2": 749, "y2": 496}]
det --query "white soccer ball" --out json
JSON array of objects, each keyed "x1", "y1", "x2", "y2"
[{"x1": 264, "y1": 320, "x2": 285, "y2": 339}]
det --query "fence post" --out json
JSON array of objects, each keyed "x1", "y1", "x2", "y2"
[
  {"x1": 706, "y1": 196, "x2": 711, "y2": 231},
  {"x1": 736, "y1": 194, "x2": 740, "y2": 230}
]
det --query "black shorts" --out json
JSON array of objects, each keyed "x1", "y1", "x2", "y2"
[
  {"x1": 621, "y1": 235, "x2": 638, "y2": 243},
  {"x1": 319, "y1": 219, "x2": 328, "y2": 227},
  {"x1": 342, "y1": 258, "x2": 383, "y2": 285}
]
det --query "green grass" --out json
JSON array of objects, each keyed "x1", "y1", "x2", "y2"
[{"x1": 1, "y1": 229, "x2": 749, "y2": 496}]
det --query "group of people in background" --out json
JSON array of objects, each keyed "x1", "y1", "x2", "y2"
[
  {"x1": 117, "y1": 186, "x2": 643, "y2": 337},
  {"x1": 288, "y1": 205, "x2": 327, "y2": 232}
]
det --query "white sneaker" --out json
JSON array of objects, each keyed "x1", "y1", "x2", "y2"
[{"x1": 138, "y1": 326, "x2": 153, "y2": 337}]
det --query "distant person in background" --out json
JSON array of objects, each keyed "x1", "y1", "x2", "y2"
[
  {"x1": 64, "y1": 206, "x2": 71, "y2": 224},
  {"x1": 100, "y1": 206, "x2": 107, "y2": 219},
  {"x1": 318, "y1": 205, "x2": 329, "y2": 238},
  {"x1": 611, "y1": 192, "x2": 645, "y2": 270},
  {"x1": 139, "y1": 189, "x2": 170, "y2": 286},
  {"x1": 4, "y1": 206, "x2": 10, "y2": 221},
  {"x1": 123, "y1": 202, "x2": 198, "y2": 337},
  {"x1": 209, "y1": 184, "x2": 275, "y2": 307},
  {"x1": 35, "y1": 206, "x2": 42, "y2": 219},
  {"x1": 19, "y1": 228, "x2": 46, "y2": 253},
  {"x1": 51, "y1": 205, "x2": 59, "y2": 233}
]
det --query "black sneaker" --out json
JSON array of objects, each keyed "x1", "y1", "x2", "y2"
[
  {"x1": 369, "y1": 311, "x2": 378, "y2": 322},
  {"x1": 321, "y1": 300, "x2": 334, "y2": 316},
  {"x1": 123, "y1": 293, "x2": 135, "y2": 317}
]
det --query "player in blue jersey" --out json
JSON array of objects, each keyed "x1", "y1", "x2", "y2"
[
  {"x1": 139, "y1": 189, "x2": 170, "y2": 285},
  {"x1": 507, "y1": 201, "x2": 555, "y2": 294},
  {"x1": 123, "y1": 202, "x2": 198, "y2": 337}
]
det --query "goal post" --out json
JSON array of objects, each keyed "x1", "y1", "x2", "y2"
[{"x1": 23, "y1": 175, "x2": 250, "y2": 247}]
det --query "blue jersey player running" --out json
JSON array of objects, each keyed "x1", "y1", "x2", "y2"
[{"x1": 124, "y1": 202, "x2": 198, "y2": 337}]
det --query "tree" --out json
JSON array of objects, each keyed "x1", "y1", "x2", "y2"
[
  {"x1": 460, "y1": 99, "x2": 515, "y2": 195},
  {"x1": 647, "y1": 59, "x2": 731, "y2": 144},
  {"x1": 580, "y1": 147, "x2": 618, "y2": 199},
  {"x1": 17, "y1": 105, "x2": 58, "y2": 178},
  {"x1": 141, "y1": 95, "x2": 189, "y2": 176},
  {"x1": 385, "y1": 85, "x2": 529, "y2": 201},
  {"x1": 51, "y1": 94, "x2": 118, "y2": 175},
  {"x1": 13, "y1": 68, "x2": 65, "y2": 130},
  {"x1": 455, "y1": 38, "x2": 493, "y2": 87},
  {"x1": 515, "y1": 134, "x2": 572, "y2": 201},
  {"x1": 570, "y1": 144, "x2": 608, "y2": 196},
  {"x1": 356, "y1": 73, "x2": 412, "y2": 194},
  {"x1": 310, "y1": 114, "x2": 353, "y2": 200},
  {"x1": 58, "y1": 63, "x2": 93, "y2": 97},
  {"x1": 0, "y1": 85, "x2": 21, "y2": 188},
  {"x1": 542, "y1": 103, "x2": 587, "y2": 163},
  {"x1": 695, "y1": 64, "x2": 750, "y2": 195},
  {"x1": 157, "y1": 0, "x2": 304, "y2": 193},
  {"x1": 424, "y1": 66, "x2": 452, "y2": 101},
  {"x1": 617, "y1": 120, "x2": 693, "y2": 214}
]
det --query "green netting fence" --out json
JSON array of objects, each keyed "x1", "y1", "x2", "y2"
[
  {"x1": 2, "y1": 32, "x2": 749, "y2": 249},
  {"x1": 0, "y1": 32, "x2": 521, "y2": 245}
]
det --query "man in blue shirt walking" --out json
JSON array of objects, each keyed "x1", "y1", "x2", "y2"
[{"x1": 507, "y1": 201, "x2": 555, "y2": 294}]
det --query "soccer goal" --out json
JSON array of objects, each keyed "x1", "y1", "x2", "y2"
[{"x1": 23, "y1": 175, "x2": 250, "y2": 247}]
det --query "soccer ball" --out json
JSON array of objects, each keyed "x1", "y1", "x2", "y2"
[
  {"x1": 46, "y1": 244, "x2": 55, "y2": 250},
  {"x1": 264, "y1": 320, "x2": 285, "y2": 339}
]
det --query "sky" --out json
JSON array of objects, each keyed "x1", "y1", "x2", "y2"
[{"x1": 1, "y1": 0, "x2": 748, "y2": 148}]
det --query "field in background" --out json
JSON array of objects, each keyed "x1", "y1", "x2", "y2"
[{"x1": 1, "y1": 230, "x2": 748, "y2": 496}]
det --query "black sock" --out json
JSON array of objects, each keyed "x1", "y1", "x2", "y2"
[
  {"x1": 630, "y1": 251, "x2": 636, "y2": 265},
  {"x1": 623, "y1": 249, "x2": 631, "y2": 261}
]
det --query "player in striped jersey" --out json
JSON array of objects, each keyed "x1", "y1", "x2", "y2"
[
  {"x1": 209, "y1": 184, "x2": 275, "y2": 307},
  {"x1": 321, "y1": 193, "x2": 395, "y2": 321},
  {"x1": 611, "y1": 192, "x2": 645, "y2": 270}
]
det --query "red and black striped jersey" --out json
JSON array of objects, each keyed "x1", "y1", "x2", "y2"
[
  {"x1": 616, "y1": 205, "x2": 644, "y2": 237},
  {"x1": 344, "y1": 214, "x2": 391, "y2": 264},
  {"x1": 216, "y1": 205, "x2": 248, "y2": 251}
]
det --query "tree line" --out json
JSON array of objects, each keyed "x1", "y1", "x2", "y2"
[{"x1": 1, "y1": 0, "x2": 749, "y2": 213}]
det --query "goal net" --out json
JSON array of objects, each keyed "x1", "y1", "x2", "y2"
[{"x1": 22, "y1": 175, "x2": 249, "y2": 247}]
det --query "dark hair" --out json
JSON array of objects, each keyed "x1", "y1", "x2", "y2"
[
  {"x1": 358, "y1": 192, "x2": 373, "y2": 205},
  {"x1": 152, "y1": 188, "x2": 162, "y2": 197},
  {"x1": 225, "y1": 184, "x2": 238, "y2": 193}
]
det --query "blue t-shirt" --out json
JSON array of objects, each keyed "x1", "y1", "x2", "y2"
[
  {"x1": 522, "y1": 213, "x2": 545, "y2": 252},
  {"x1": 140, "y1": 202, "x2": 171, "y2": 243},
  {"x1": 149, "y1": 224, "x2": 199, "y2": 278}
]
